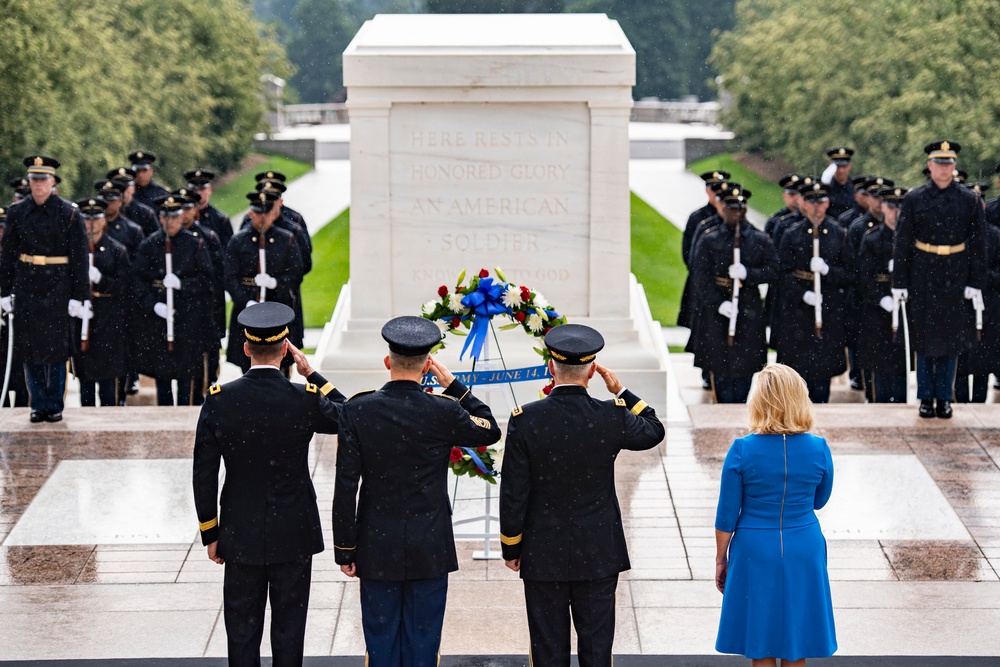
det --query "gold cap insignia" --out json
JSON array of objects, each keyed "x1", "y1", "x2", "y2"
[
  {"x1": 195, "y1": 170, "x2": 202, "y2": 177},
  {"x1": 732, "y1": 189, "x2": 740, "y2": 196},
  {"x1": 941, "y1": 141, "x2": 950, "y2": 151},
  {"x1": 34, "y1": 157, "x2": 43, "y2": 166},
  {"x1": 267, "y1": 172, "x2": 274, "y2": 178},
  {"x1": 167, "y1": 197, "x2": 175, "y2": 205},
  {"x1": 89, "y1": 199, "x2": 95, "y2": 205},
  {"x1": 259, "y1": 192, "x2": 266, "y2": 201},
  {"x1": 137, "y1": 152, "x2": 144, "y2": 159},
  {"x1": 103, "y1": 182, "x2": 112, "y2": 189}
]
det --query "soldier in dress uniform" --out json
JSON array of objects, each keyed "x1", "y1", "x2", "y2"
[
  {"x1": 836, "y1": 175, "x2": 872, "y2": 228},
  {"x1": 8, "y1": 177, "x2": 30, "y2": 204},
  {"x1": 132, "y1": 195, "x2": 215, "y2": 406},
  {"x1": 770, "y1": 176, "x2": 816, "y2": 251},
  {"x1": 764, "y1": 173, "x2": 802, "y2": 239},
  {"x1": 856, "y1": 187, "x2": 909, "y2": 403},
  {"x1": 333, "y1": 316, "x2": 500, "y2": 667},
  {"x1": 892, "y1": 140, "x2": 987, "y2": 418},
  {"x1": 128, "y1": 150, "x2": 171, "y2": 209},
  {"x1": 683, "y1": 170, "x2": 731, "y2": 268},
  {"x1": 0, "y1": 156, "x2": 89, "y2": 422},
  {"x1": 691, "y1": 188, "x2": 778, "y2": 402},
  {"x1": 773, "y1": 181, "x2": 853, "y2": 403},
  {"x1": 193, "y1": 302, "x2": 345, "y2": 667},
  {"x1": 70, "y1": 198, "x2": 130, "y2": 406},
  {"x1": 94, "y1": 180, "x2": 145, "y2": 259},
  {"x1": 822, "y1": 146, "x2": 856, "y2": 220},
  {"x1": 954, "y1": 182, "x2": 1000, "y2": 402},
  {"x1": 108, "y1": 166, "x2": 160, "y2": 236},
  {"x1": 985, "y1": 164, "x2": 1000, "y2": 229},
  {"x1": 0, "y1": 206, "x2": 29, "y2": 407},
  {"x1": 499, "y1": 324, "x2": 664, "y2": 667},
  {"x1": 184, "y1": 168, "x2": 233, "y2": 249},
  {"x1": 173, "y1": 187, "x2": 225, "y2": 400},
  {"x1": 224, "y1": 191, "x2": 304, "y2": 373}
]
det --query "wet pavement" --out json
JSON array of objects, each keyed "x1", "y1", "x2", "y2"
[{"x1": 2, "y1": 356, "x2": 1000, "y2": 660}]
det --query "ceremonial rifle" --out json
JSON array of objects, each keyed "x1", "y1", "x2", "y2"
[
  {"x1": 1, "y1": 296, "x2": 13, "y2": 407},
  {"x1": 258, "y1": 222, "x2": 268, "y2": 303},
  {"x1": 812, "y1": 212, "x2": 823, "y2": 340},
  {"x1": 727, "y1": 213, "x2": 742, "y2": 346},
  {"x1": 164, "y1": 235, "x2": 175, "y2": 352},
  {"x1": 81, "y1": 226, "x2": 94, "y2": 352}
]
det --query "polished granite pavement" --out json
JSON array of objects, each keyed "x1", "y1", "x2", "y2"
[{"x1": 2, "y1": 356, "x2": 1000, "y2": 660}]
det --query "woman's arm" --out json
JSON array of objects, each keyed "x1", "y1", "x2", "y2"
[{"x1": 715, "y1": 528, "x2": 733, "y2": 593}]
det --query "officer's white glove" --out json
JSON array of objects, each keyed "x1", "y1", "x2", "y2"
[
  {"x1": 728, "y1": 263, "x2": 747, "y2": 280},
  {"x1": 245, "y1": 299, "x2": 259, "y2": 308},
  {"x1": 68, "y1": 299, "x2": 82, "y2": 317},
  {"x1": 891, "y1": 288, "x2": 908, "y2": 302},
  {"x1": 89, "y1": 265, "x2": 102, "y2": 284},
  {"x1": 809, "y1": 256, "x2": 830, "y2": 276},
  {"x1": 888, "y1": 259, "x2": 894, "y2": 273},
  {"x1": 803, "y1": 290, "x2": 822, "y2": 307},
  {"x1": 717, "y1": 300, "x2": 735, "y2": 319},
  {"x1": 74, "y1": 299, "x2": 93, "y2": 321},
  {"x1": 254, "y1": 272, "x2": 277, "y2": 289},
  {"x1": 162, "y1": 273, "x2": 181, "y2": 290},
  {"x1": 879, "y1": 295, "x2": 894, "y2": 313},
  {"x1": 0, "y1": 296, "x2": 12, "y2": 313},
  {"x1": 966, "y1": 287, "x2": 985, "y2": 311},
  {"x1": 154, "y1": 302, "x2": 172, "y2": 319}
]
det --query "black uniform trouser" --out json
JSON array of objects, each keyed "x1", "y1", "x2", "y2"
[
  {"x1": 870, "y1": 369, "x2": 907, "y2": 403},
  {"x1": 522, "y1": 574, "x2": 618, "y2": 667},
  {"x1": 710, "y1": 374, "x2": 752, "y2": 404},
  {"x1": 223, "y1": 555, "x2": 312, "y2": 667},
  {"x1": 79, "y1": 378, "x2": 121, "y2": 407},
  {"x1": 155, "y1": 377, "x2": 203, "y2": 406},
  {"x1": 955, "y1": 374, "x2": 989, "y2": 403},
  {"x1": 360, "y1": 575, "x2": 448, "y2": 667}
]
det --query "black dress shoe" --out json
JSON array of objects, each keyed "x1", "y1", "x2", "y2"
[
  {"x1": 850, "y1": 379, "x2": 864, "y2": 391},
  {"x1": 936, "y1": 400, "x2": 953, "y2": 419},
  {"x1": 126, "y1": 380, "x2": 140, "y2": 395},
  {"x1": 30, "y1": 410, "x2": 46, "y2": 423},
  {"x1": 702, "y1": 379, "x2": 712, "y2": 391},
  {"x1": 44, "y1": 411, "x2": 62, "y2": 423},
  {"x1": 918, "y1": 399, "x2": 936, "y2": 418}
]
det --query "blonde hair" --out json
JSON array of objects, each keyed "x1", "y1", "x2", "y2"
[{"x1": 747, "y1": 364, "x2": 814, "y2": 434}]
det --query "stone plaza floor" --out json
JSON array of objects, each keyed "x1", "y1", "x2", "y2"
[{"x1": 1, "y1": 355, "x2": 999, "y2": 663}]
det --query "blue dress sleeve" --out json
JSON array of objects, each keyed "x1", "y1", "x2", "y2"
[
  {"x1": 814, "y1": 438, "x2": 835, "y2": 510},
  {"x1": 715, "y1": 438, "x2": 744, "y2": 532}
]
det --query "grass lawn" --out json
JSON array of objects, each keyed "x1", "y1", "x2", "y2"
[
  {"x1": 213, "y1": 153, "x2": 314, "y2": 218},
  {"x1": 688, "y1": 153, "x2": 785, "y2": 217},
  {"x1": 631, "y1": 192, "x2": 684, "y2": 326},
  {"x1": 297, "y1": 195, "x2": 685, "y2": 329},
  {"x1": 301, "y1": 208, "x2": 350, "y2": 328}
]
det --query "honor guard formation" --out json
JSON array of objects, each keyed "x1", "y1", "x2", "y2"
[
  {"x1": 0, "y1": 152, "x2": 312, "y2": 421},
  {"x1": 681, "y1": 140, "x2": 996, "y2": 417}
]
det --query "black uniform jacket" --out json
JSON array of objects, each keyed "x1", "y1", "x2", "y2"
[
  {"x1": 132, "y1": 228, "x2": 214, "y2": 378},
  {"x1": 856, "y1": 224, "x2": 907, "y2": 373},
  {"x1": 133, "y1": 181, "x2": 171, "y2": 210},
  {"x1": 198, "y1": 203, "x2": 233, "y2": 249},
  {"x1": 892, "y1": 180, "x2": 987, "y2": 356},
  {"x1": 691, "y1": 222, "x2": 778, "y2": 377},
  {"x1": 499, "y1": 385, "x2": 664, "y2": 581},
  {"x1": 678, "y1": 203, "x2": 718, "y2": 329},
  {"x1": 333, "y1": 379, "x2": 500, "y2": 580},
  {"x1": 681, "y1": 213, "x2": 723, "y2": 342},
  {"x1": 187, "y1": 222, "x2": 226, "y2": 342},
  {"x1": 125, "y1": 199, "x2": 159, "y2": 237},
  {"x1": 826, "y1": 177, "x2": 856, "y2": 221},
  {"x1": 193, "y1": 367, "x2": 345, "y2": 564},
  {"x1": 837, "y1": 204, "x2": 864, "y2": 229},
  {"x1": 71, "y1": 234, "x2": 130, "y2": 380},
  {"x1": 0, "y1": 194, "x2": 89, "y2": 363},
  {"x1": 958, "y1": 222, "x2": 1000, "y2": 374},
  {"x1": 224, "y1": 225, "x2": 304, "y2": 369},
  {"x1": 773, "y1": 217, "x2": 853, "y2": 376},
  {"x1": 242, "y1": 205, "x2": 312, "y2": 275},
  {"x1": 105, "y1": 213, "x2": 145, "y2": 260}
]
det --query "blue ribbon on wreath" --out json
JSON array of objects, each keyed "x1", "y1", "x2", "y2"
[
  {"x1": 461, "y1": 446, "x2": 497, "y2": 477},
  {"x1": 459, "y1": 276, "x2": 511, "y2": 361}
]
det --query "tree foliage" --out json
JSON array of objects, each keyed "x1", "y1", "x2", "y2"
[
  {"x1": 712, "y1": 0, "x2": 1000, "y2": 184},
  {"x1": 0, "y1": 0, "x2": 289, "y2": 199},
  {"x1": 425, "y1": 0, "x2": 563, "y2": 11}
]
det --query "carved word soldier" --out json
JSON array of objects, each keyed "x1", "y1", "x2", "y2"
[
  {"x1": 692, "y1": 188, "x2": 779, "y2": 403},
  {"x1": 500, "y1": 324, "x2": 664, "y2": 667},
  {"x1": 0, "y1": 155, "x2": 89, "y2": 422},
  {"x1": 892, "y1": 140, "x2": 987, "y2": 419}
]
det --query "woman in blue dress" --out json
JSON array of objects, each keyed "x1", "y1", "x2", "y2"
[{"x1": 715, "y1": 363, "x2": 837, "y2": 666}]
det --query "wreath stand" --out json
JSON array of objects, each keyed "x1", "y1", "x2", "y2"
[{"x1": 450, "y1": 323, "x2": 519, "y2": 560}]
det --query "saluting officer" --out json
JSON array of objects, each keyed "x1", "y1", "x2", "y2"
[
  {"x1": 0, "y1": 206, "x2": 29, "y2": 407},
  {"x1": 70, "y1": 198, "x2": 131, "y2": 407},
  {"x1": 0, "y1": 155, "x2": 89, "y2": 422},
  {"x1": 224, "y1": 191, "x2": 304, "y2": 373},
  {"x1": 132, "y1": 195, "x2": 215, "y2": 406},
  {"x1": 822, "y1": 146, "x2": 856, "y2": 220},
  {"x1": 128, "y1": 150, "x2": 171, "y2": 209},
  {"x1": 185, "y1": 168, "x2": 234, "y2": 248},
  {"x1": 193, "y1": 302, "x2": 345, "y2": 667},
  {"x1": 773, "y1": 181, "x2": 853, "y2": 403},
  {"x1": 499, "y1": 324, "x2": 664, "y2": 667},
  {"x1": 955, "y1": 182, "x2": 1000, "y2": 403},
  {"x1": 333, "y1": 316, "x2": 500, "y2": 667},
  {"x1": 892, "y1": 140, "x2": 987, "y2": 418},
  {"x1": 108, "y1": 166, "x2": 160, "y2": 236},
  {"x1": 856, "y1": 187, "x2": 909, "y2": 403},
  {"x1": 691, "y1": 188, "x2": 778, "y2": 403}
]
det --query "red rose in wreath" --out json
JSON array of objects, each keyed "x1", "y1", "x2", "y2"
[{"x1": 449, "y1": 448, "x2": 463, "y2": 463}]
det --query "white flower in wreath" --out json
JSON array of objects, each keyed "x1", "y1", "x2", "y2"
[
  {"x1": 490, "y1": 443, "x2": 505, "y2": 470},
  {"x1": 533, "y1": 292, "x2": 550, "y2": 309},
  {"x1": 501, "y1": 286, "x2": 523, "y2": 309},
  {"x1": 434, "y1": 319, "x2": 450, "y2": 335},
  {"x1": 448, "y1": 294, "x2": 466, "y2": 313},
  {"x1": 527, "y1": 313, "x2": 544, "y2": 332},
  {"x1": 422, "y1": 300, "x2": 439, "y2": 315}
]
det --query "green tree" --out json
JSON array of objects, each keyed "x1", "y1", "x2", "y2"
[
  {"x1": 286, "y1": 0, "x2": 356, "y2": 102},
  {"x1": 712, "y1": 0, "x2": 1000, "y2": 184},
  {"x1": 425, "y1": 0, "x2": 563, "y2": 11}
]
